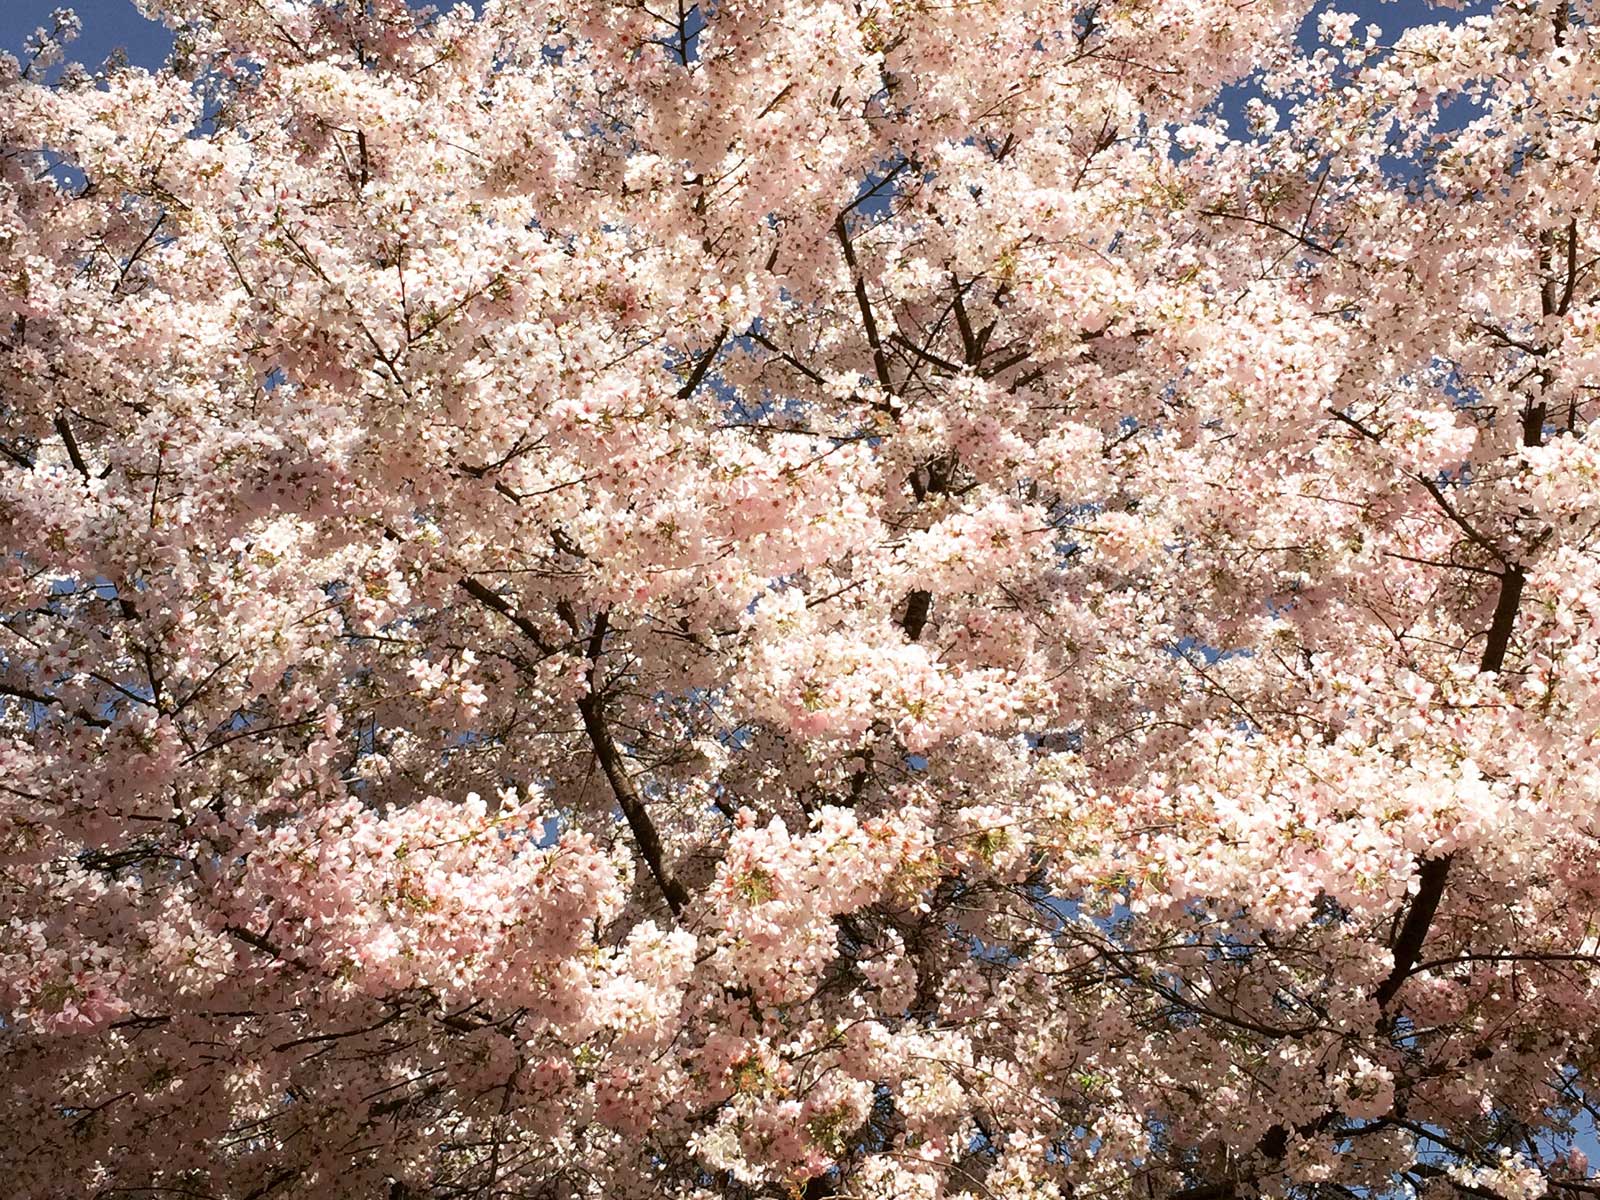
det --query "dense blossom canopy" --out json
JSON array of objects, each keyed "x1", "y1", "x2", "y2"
[{"x1": 3, "y1": 0, "x2": 1600, "y2": 1197}]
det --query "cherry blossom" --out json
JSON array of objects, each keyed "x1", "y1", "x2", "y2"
[{"x1": 3, "y1": 0, "x2": 1600, "y2": 1197}]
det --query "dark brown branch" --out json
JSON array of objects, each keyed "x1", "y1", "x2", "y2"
[
  {"x1": 1365, "y1": 558, "x2": 1519, "y2": 1022},
  {"x1": 901, "y1": 590, "x2": 932, "y2": 641},
  {"x1": 458, "y1": 578, "x2": 556, "y2": 655},
  {"x1": 1198, "y1": 206, "x2": 1339, "y2": 258},
  {"x1": 0, "y1": 439, "x2": 35, "y2": 469},
  {"x1": 1357, "y1": 474, "x2": 1529, "y2": 1042},
  {"x1": 1413, "y1": 474, "x2": 1509, "y2": 566},
  {"x1": 1327, "y1": 408, "x2": 1382, "y2": 443},
  {"x1": 0, "y1": 680, "x2": 66, "y2": 709},
  {"x1": 54, "y1": 412, "x2": 90, "y2": 480},
  {"x1": 1404, "y1": 949, "x2": 1600, "y2": 978},
  {"x1": 950, "y1": 276, "x2": 979, "y2": 364},
  {"x1": 974, "y1": 283, "x2": 1009, "y2": 358},
  {"x1": 1374, "y1": 853, "x2": 1454, "y2": 1010},
  {"x1": 575, "y1": 613, "x2": 690, "y2": 918},
  {"x1": 675, "y1": 325, "x2": 729, "y2": 399},
  {"x1": 113, "y1": 212, "x2": 166, "y2": 298},
  {"x1": 1333, "y1": 407, "x2": 1506, "y2": 565},
  {"x1": 1471, "y1": 321, "x2": 1549, "y2": 358},
  {"x1": 748, "y1": 329, "x2": 827, "y2": 384},
  {"x1": 889, "y1": 332, "x2": 962, "y2": 375},
  {"x1": 1381, "y1": 550, "x2": 1501, "y2": 579},
  {"x1": 756, "y1": 82, "x2": 794, "y2": 120},
  {"x1": 1478, "y1": 565, "x2": 1524, "y2": 674},
  {"x1": 841, "y1": 157, "x2": 911, "y2": 216},
  {"x1": 980, "y1": 344, "x2": 1033, "y2": 379},
  {"x1": 273, "y1": 1011, "x2": 400, "y2": 1054},
  {"x1": 578, "y1": 693, "x2": 689, "y2": 917},
  {"x1": 835, "y1": 215, "x2": 894, "y2": 394},
  {"x1": 1558, "y1": 219, "x2": 1579, "y2": 316},
  {"x1": 455, "y1": 436, "x2": 536, "y2": 480},
  {"x1": 0, "y1": 680, "x2": 112, "y2": 728},
  {"x1": 225, "y1": 925, "x2": 310, "y2": 972}
]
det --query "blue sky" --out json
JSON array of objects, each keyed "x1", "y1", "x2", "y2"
[
  {"x1": 6, "y1": 1, "x2": 173, "y2": 70},
  {"x1": 4, "y1": 0, "x2": 1453, "y2": 73}
]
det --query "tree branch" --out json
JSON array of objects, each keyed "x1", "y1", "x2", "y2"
[
  {"x1": 458, "y1": 577, "x2": 556, "y2": 655},
  {"x1": 575, "y1": 621, "x2": 690, "y2": 918},
  {"x1": 835, "y1": 215, "x2": 894, "y2": 395},
  {"x1": 1374, "y1": 853, "x2": 1454, "y2": 1010},
  {"x1": 54, "y1": 412, "x2": 90, "y2": 480},
  {"x1": 676, "y1": 325, "x2": 729, "y2": 400}
]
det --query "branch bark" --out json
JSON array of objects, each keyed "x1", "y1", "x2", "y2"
[
  {"x1": 676, "y1": 325, "x2": 729, "y2": 400},
  {"x1": 458, "y1": 577, "x2": 556, "y2": 654},
  {"x1": 574, "y1": 610, "x2": 690, "y2": 918},
  {"x1": 1374, "y1": 853, "x2": 1455, "y2": 1011},
  {"x1": 460, "y1": 583, "x2": 689, "y2": 917},
  {"x1": 835, "y1": 214, "x2": 893, "y2": 395},
  {"x1": 577, "y1": 690, "x2": 690, "y2": 918}
]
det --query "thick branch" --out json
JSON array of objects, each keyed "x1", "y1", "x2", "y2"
[
  {"x1": 1558, "y1": 219, "x2": 1579, "y2": 316},
  {"x1": 54, "y1": 412, "x2": 90, "y2": 480},
  {"x1": 576, "y1": 610, "x2": 690, "y2": 918},
  {"x1": 1367, "y1": 565, "x2": 1522, "y2": 1014},
  {"x1": 950, "y1": 276, "x2": 979, "y2": 363},
  {"x1": 577, "y1": 688, "x2": 690, "y2": 918},
  {"x1": 835, "y1": 215, "x2": 893, "y2": 395},
  {"x1": 675, "y1": 325, "x2": 729, "y2": 400},
  {"x1": 1478, "y1": 565, "x2": 1524, "y2": 675},
  {"x1": 0, "y1": 679, "x2": 112, "y2": 728},
  {"x1": 1374, "y1": 853, "x2": 1454, "y2": 1010},
  {"x1": 901, "y1": 590, "x2": 932, "y2": 641},
  {"x1": 457, "y1": 582, "x2": 688, "y2": 916},
  {"x1": 458, "y1": 577, "x2": 556, "y2": 654}
]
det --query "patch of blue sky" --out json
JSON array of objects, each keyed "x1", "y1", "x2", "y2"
[
  {"x1": 1206, "y1": 0, "x2": 1503, "y2": 186},
  {"x1": 1170, "y1": 635, "x2": 1253, "y2": 666},
  {"x1": 6, "y1": 1, "x2": 173, "y2": 73}
]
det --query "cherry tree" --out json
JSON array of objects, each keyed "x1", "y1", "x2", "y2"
[{"x1": 3, "y1": 0, "x2": 1600, "y2": 1196}]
